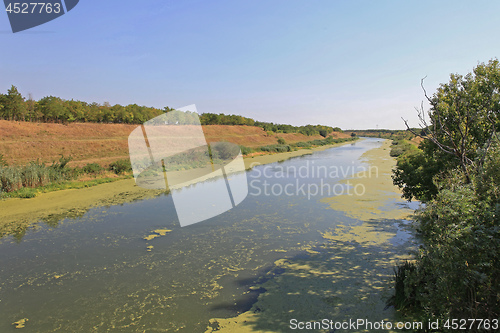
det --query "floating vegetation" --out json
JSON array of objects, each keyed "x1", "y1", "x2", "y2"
[
  {"x1": 143, "y1": 229, "x2": 172, "y2": 241},
  {"x1": 12, "y1": 318, "x2": 28, "y2": 329}
]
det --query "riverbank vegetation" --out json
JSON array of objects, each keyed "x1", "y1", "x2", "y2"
[
  {"x1": 350, "y1": 129, "x2": 417, "y2": 140},
  {"x1": 0, "y1": 135, "x2": 354, "y2": 199},
  {"x1": 252, "y1": 135, "x2": 357, "y2": 154},
  {"x1": 0, "y1": 155, "x2": 132, "y2": 198},
  {"x1": 388, "y1": 59, "x2": 500, "y2": 330},
  {"x1": 389, "y1": 139, "x2": 419, "y2": 157}
]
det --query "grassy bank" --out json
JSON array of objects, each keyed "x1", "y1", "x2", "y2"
[
  {"x1": 0, "y1": 155, "x2": 133, "y2": 199},
  {"x1": 1, "y1": 136, "x2": 357, "y2": 199}
]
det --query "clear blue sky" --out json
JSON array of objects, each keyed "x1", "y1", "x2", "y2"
[{"x1": 1, "y1": 0, "x2": 499, "y2": 129}]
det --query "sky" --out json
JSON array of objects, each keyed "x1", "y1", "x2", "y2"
[{"x1": 1, "y1": 0, "x2": 500, "y2": 129}]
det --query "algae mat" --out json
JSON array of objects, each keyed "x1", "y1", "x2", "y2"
[{"x1": 204, "y1": 139, "x2": 419, "y2": 333}]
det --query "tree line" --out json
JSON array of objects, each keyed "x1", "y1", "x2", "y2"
[
  {"x1": 199, "y1": 112, "x2": 341, "y2": 136},
  {"x1": 0, "y1": 86, "x2": 340, "y2": 137}
]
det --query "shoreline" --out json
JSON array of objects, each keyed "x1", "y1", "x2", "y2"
[{"x1": 0, "y1": 140, "x2": 358, "y2": 238}]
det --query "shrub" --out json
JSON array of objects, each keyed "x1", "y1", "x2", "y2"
[
  {"x1": 109, "y1": 159, "x2": 132, "y2": 174},
  {"x1": 277, "y1": 137, "x2": 286, "y2": 145},
  {"x1": 389, "y1": 146, "x2": 500, "y2": 323},
  {"x1": 51, "y1": 155, "x2": 72, "y2": 170},
  {"x1": 292, "y1": 141, "x2": 312, "y2": 148},
  {"x1": 239, "y1": 145, "x2": 254, "y2": 155},
  {"x1": 260, "y1": 144, "x2": 292, "y2": 153},
  {"x1": 210, "y1": 142, "x2": 240, "y2": 160},
  {"x1": 82, "y1": 163, "x2": 104, "y2": 175},
  {"x1": 389, "y1": 140, "x2": 417, "y2": 157}
]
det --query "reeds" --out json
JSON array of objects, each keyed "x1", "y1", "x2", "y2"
[{"x1": 0, "y1": 159, "x2": 71, "y2": 194}]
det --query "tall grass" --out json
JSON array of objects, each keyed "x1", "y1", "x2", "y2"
[
  {"x1": 0, "y1": 159, "x2": 72, "y2": 194},
  {"x1": 0, "y1": 155, "x2": 133, "y2": 197}
]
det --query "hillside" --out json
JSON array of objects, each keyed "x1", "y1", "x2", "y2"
[{"x1": 0, "y1": 120, "x2": 350, "y2": 166}]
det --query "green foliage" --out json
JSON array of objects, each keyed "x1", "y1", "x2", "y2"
[
  {"x1": 0, "y1": 85, "x2": 27, "y2": 121},
  {"x1": 82, "y1": 163, "x2": 104, "y2": 175},
  {"x1": 389, "y1": 139, "x2": 418, "y2": 157},
  {"x1": 199, "y1": 113, "x2": 255, "y2": 126},
  {"x1": 0, "y1": 86, "x2": 345, "y2": 137},
  {"x1": 392, "y1": 140, "x2": 452, "y2": 202},
  {"x1": 109, "y1": 159, "x2": 132, "y2": 174},
  {"x1": 13, "y1": 187, "x2": 38, "y2": 198},
  {"x1": 200, "y1": 113, "x2": 339, "y2": 137},
  {"x1": 351, "y1": 129, "x2": 414, "y2": 140},
  {"x1": 292, "y1": 141, "x2": 312, "y2": 148},
  {"x1": 257, "y1": 136, "x2": 358, "y2": 153},
  {"x1": 386, "y1": 261, "x2": 418, "y2": 311},
  {"x1": 0, "y1": 158, "x2": 74, "y2": 194},
  {"x1": 277, "y1": 137, "x2": 286, "y2": 145},
  {"x1": 260, "y1": 144, "x2": 292, "y2": 153},
  {"x1": 0, "y1": 157, "x2": 129, "y2": 197},
  {"x1": 210, "y1": 142, "x2": 240, "y2": 160},
  {"x1": 391, "y1": 114, "x2": 500, "y2": 325},
  {"x1": 51, "y1": 155, "x2": 72, "y2": 169},
  {"x1": 239, "y1": 145, "x2": 254, "y2": 155},
  {"x1": 390, "y1": 60, "x2": 500, "y2": 326},
  {"x1": 0, "y1": 86, "x2": 165, "y2": 124},
  {"x1": 290, "y1": 136, "x2": 356, "y2": 149},
  {"x1": 394, "y1": 59, "x2": 500, "y2": 201},
  {"x1": 392, "y1": 163, "x2": 500, "y2": 322}
]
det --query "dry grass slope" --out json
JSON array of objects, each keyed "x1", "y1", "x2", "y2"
[{"x1": 0, "y1": 121, "x2": 350, "y2": 166}]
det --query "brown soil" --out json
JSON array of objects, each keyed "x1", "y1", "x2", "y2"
[{"x1": 0, "y1": 121, "x2": 350, "y2": 166}]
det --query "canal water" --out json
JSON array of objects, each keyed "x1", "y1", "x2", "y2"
[{"x1": 0, "y1": 138, "x2": 414, "y2": 332}]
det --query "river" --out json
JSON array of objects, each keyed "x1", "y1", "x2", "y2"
[{"x1": 0, "y1": 138, "x2": 418, "y2": 332}]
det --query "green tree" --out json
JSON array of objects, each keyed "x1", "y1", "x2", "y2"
[
  {"x1": 397, "y1": 59, "x2": 500, "y2": 201},
  {"x1": 389, "y1": 60, "x2": 500, "y2": 325},
  {"x1": 37, "y1": 96, "x2": 68, "y2": 122},
  {"x1": 2, "y1": 85, "x2": 27, "y2": 121},
  {"x1": 391, "y1": 143, "x2": 500, "y2": 322},
  {"x1": 25, "y1": 94, "x2": 40, "y2": 122}
]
